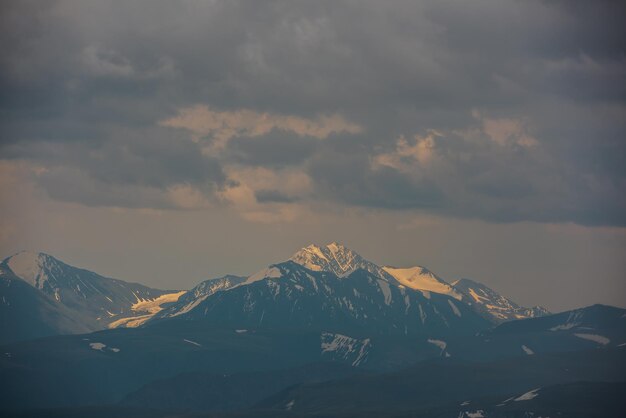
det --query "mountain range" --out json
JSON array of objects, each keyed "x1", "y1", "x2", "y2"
[
  {"x1": 0, "y1": 243, "x2": 548, "y2": 344},
  {"x1": 0, "y1": 251, "x2": 182, "y2": 344},
  {"x1": 1, "y1": 243, "x2": 624, "y2": 417}
]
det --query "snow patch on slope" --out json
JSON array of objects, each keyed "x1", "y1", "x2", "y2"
[
  {"x1": 574, "y1": 333, "x2": 610, "y2": 345},
  {"x1": 321, "y1": 332, "x2": 371, "y2": 366},
  {"x1": 183, "y1": 339, "x2": 202, "y2": 347},
  {"x1": 285, "y1": 399, "x2": 295, "y2": 411},
  {"x1": 89, "y1": 342, "x2": 106, "y2": 351},
  {"x1": 550, "y1": 322, "x2": 579, "y2": 331},
  {"x1": 448, "y1": 300, "x2": 462, "y2": 317},
  {"x1": 427, "y1": 338, "x2": 450, "y2": 356},
  {"x1": 383, "y1": 266, "x2": 461, "y2": 300},
  {"x1": 377, "y1": 279, "x2": 392, "y2": 305},
  {"x1": 550, "y1": 310, "x2": 584, "y2": 331},
  {"x1": 513, "y1": 388, "x2": 540, "y2": 401},
  {"x1": 108, "y1": 291, "x2": 185, "y2": 328},
  {"x1": 87, "y1": 341, "x2": 119, "y2": 352},
  {"x1": 463, "y1": 411, "x2": 485, "y2": 418},
  {"x1": 131, "y1": 291, "x2": 186, "y2": 313}
]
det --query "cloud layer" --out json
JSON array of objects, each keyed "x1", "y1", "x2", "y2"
[{"x1": 1, "y1": 0, "x2": 625, "y2": 226}]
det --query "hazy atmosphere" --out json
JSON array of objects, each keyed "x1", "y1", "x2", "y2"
[{"x1": 1, "y1": 0, "x2": 625, "y2": 312}]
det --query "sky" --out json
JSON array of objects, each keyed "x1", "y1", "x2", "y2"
[{"x1": 1, "y1": 0, "x2": 625, "y2": 312}]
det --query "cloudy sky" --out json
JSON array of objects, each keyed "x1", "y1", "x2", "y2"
[{"x1": 1, "y1": 0, "x2": 625, "y2": 311}]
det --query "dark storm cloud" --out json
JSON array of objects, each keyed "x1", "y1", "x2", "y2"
[
  {"x1": 254, "y1": 189, "x2": 300, "y2": 204},
  {"x1": 2, "y1": 126, "x2": 229, "y2": 207},
  {"x1": 309, "y1": 152, "x2": 444, "y2": 210},
  {"x1": 36, "y1": 166, "x2": 177, "y2": 209},
  {"x1": 224, "y1": 130, "x2": 317, "y2": 168},
  {"x1": 0, "y1": 0, "x2": 624, "y2": 224}
]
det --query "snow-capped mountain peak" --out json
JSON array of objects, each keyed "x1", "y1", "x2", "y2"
[
  {"x1": 382, "y1": 266, "x2": 462, "y2": 300},
  {"x1": 0, "y1": 251, "x2": 177, "y2": 339},
  {"x1": 290, "y1": 242, "x2": 391, "y2": 280},
  {"x1": 290, "y1": 242, "x2": 357, "y2": 275},
  {"x1": 4, "y1": 251, "x2": 64, "y2": 291},
  {"x1": 147, "y1": 260, "x2": 491, "y2": 336}
]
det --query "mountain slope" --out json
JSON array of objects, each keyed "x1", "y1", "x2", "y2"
[
  {"x1": 1, "y1": 303, "x2": 624, "y2": 411},
  {"x1": 149, "y1": 261, "x2": 490, "y2": 337},
  {"x1": 257, "y1": 347, "x2": 626, "y2": 416},
  {"x1": 437, "y1": 304, "x2": 626, "y2": 362},
  {"x1": 0, "y1": 325, "x2": 340, "y2": 409},
  {"x1": 151, "y1": 275, "x2": 246, "y2": 320},
  {"x1": 121, "y1": 362, "x2": 364, "y2": 412},
  {"x1": 452, "y1": 278, "x2": 550, "y2": 323},
  {"x1": 289, "y1": 243, "x2": 546, "y2": 325},
  {"x1": 147, "y1": 242, "x2": 551, "y2": 336},
  {"x1": 0, "y1": 271, "x2": 92, "y2": 344},
  {"x1": 453, "y1": 380, "x2": 626, "y2": 418},
  {"x1": 493, "y1": 303, "x2": 624, "y2": 336},
  {"x1": 0, "y1": 252, "x2": 180, "y2": 342}
]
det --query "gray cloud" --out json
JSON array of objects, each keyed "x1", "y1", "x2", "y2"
[
  {"x1": 0, "y1": 0, "x2": 624, "y2": 225},
  {"x1": 309, "y1": 152, "x2": 444, "y2": 210},
  {"x1": 225, "y1": 129, "x2": 318, "y2": 168},
  {"x1": 2, "y1": 125, "x2": 229, "y2": 208},
  {"x1": 254, "y1": 189, "x2": 300, "y2": 204}
]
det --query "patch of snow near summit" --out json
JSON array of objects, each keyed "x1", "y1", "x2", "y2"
[
  {"x1": 292, "y1": 245, "x2": 328, "y2": 272},
  {"x1": 513, "y1": 388, "x2": 540, "y2": 401},
  {"x1": 521, "y1": 345, "x2": 534, "y2": 355},
  {"x1": 245, "y1": 266, "x2": 282, "y2": 284},
  {"x1": 574, "y1": 333, "x2": 610, "y2": 345},
  {"x1": 382, "y1": 266, "x2": 462, "y2": 300},
  {"x1": 464, "y1": 411, "x2": 485, "y2": 418},
  {"x1": 7, "y1": 252, "x2": 45, "y2": 288}
]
